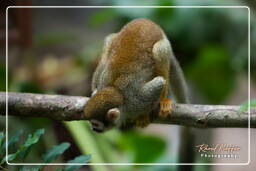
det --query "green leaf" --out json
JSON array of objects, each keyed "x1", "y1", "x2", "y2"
[
  {"x1": 64, "y1": 155, "x2": 91, "y2": 171},
  {"x1": 18, "y1": 129, "x2": 45, "y2": 159},
  {"x1": 1, "y1": 152, "x2": 18, "y2": 164},
  {"x1": 3, "y1": 130, "x2": 23, "y2": 150},
  {"x1": 1, "y1": 129, "x2": 44, "y2": 164},
  {"x1": 1, "y1": 131, "x2": 26, "y2": 158},
  {"x1": 89, "y1": 9, "x2": 117, "y2": 27},
  {"x1": 19, "y1": 166, "x2": 42, "y2": 171},
  {"x1": 42, "y1": 142, "x2": 70, "y2": 163},
  {"x1": 118, "y1": 131, "x2": 166, "y2": 163},
  {"x1": 23, "y1": 129, "x2": 45, "y2": 147},
  {"x1": 65, "y1": 122, "x2": 108, "y2": 171},
  {"x1": 67, "y1": 154, "x2": 91, "y2": 164},
  {"x1": 56, "y1": 169, "x2": 64, "y2": 171},
  {"x1": 240, "y1": 99, "x2": 256, "y2": 112},
  {"x1": 0, "y1": 132, "x2": 4, "y2": 152}
]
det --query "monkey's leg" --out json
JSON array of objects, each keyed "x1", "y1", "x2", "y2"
[
  {"x1": 154, "y1": 64, "x2": 172, "y2": 118},
  {"x1": 141, "y1": 76, "x2": 172, "y2": 118},
  {"x1": 152, "y1": 38, "x2": 173, "y2": 118}
]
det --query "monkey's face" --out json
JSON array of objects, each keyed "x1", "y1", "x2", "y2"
[
  {"x1": 84, "y1": 87, "x2": 123, "y2": 132},
  {"x1": 89, "y1": 108, "x2": 121, "y2": 133}
]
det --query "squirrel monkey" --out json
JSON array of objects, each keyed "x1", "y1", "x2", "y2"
[{"x1": 84, "y1": 18, "x2": 187, "y2": 132}]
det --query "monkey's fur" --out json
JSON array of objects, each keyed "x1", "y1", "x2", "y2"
[{"x1": 84, "y1": 18, "x2": 182, "y2": 132}]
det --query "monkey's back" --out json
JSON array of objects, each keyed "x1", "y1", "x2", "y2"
[
  {"x1": 109, "y1": 18, "x2": 163, "y2": 84},
  {"x1": 107, "y1": 19, "x2": 165, "y2": 117}
]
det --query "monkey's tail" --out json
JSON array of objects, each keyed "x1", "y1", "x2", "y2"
[{"x1": 169, "y1": 54, "x2": 195, "y2": 171}]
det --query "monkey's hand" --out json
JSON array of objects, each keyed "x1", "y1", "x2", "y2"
[
  {"x1": 135, "y1": 114, "x2": 151, "y2": 128},
  {"x1": 159, "y1": 98, "x2": 172, "y2": 118}
]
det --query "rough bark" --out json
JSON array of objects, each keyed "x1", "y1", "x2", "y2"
[{"x1": 0, "y1": 92, "x2": 255, "y2": 128}]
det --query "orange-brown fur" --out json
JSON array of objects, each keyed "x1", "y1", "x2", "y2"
[
  {"x1": 108, "y1": 19, "x2": 168, "y2": 99},
  {"x1": 84, "y1": 18, "x2": 172, "y2": 130}
]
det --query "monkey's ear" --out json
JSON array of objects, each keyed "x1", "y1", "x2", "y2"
[{"x1": 107, "y1": 108, "x2": 120, "y2": 122}]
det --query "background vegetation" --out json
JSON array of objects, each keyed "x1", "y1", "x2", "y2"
[{"x1": 0, "y1": 0, "x2": 255, "y2": 171}]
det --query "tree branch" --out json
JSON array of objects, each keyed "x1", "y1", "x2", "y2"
[{"x1": 0, "y1": 92, "x2": 255, "y2": 128}]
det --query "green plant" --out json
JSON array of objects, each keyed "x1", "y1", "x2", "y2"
[
  {"x1": 0, "y1": 129, "x2": 91, "y2": 171},
  {"x1": 239, "y1": 99, "x2": 256, "y2": 112}
]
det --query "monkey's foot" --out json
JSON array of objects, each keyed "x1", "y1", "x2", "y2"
[
  {"x1": 159, "y1": 98, "x2": 172, "y2": 118},
  {"x1": 135, "y1": 115, "x2": 150, "y2": 128}
]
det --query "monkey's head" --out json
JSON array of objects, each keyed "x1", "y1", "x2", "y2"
[{"x1": 84, "y1": 87, "x2": 123, "y2": 133}]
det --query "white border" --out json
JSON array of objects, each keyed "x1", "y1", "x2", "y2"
[{"x1": 5, "y1": 6, "x2": 250, "y2": 166}]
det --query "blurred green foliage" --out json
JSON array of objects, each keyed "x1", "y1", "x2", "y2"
[
  {"x1": 43, "y1": 142, "x2": 71, "y2": 163},
  {"x1": 0, "y1": 64, "x2": 5, "y2": 91},
  {"x1": 186, "y1": 45, "x2": 234, "y2": 103},
  {"x1": 2, "y1": 0, "x2": 254, "y2": 170},
  {"x1": 118, "y1": 131, "x2": 166, "y2": 163},
  {"x1": 239, "y1": 99, "x2": 256, "y2": 112},
  {"x1": 89, "y1": 9, "x2": 118, "y2": 27},
  {"x1": 87, "y1": 1, "x2": 253, "y2": 104},
  {"x1": 0, "y1": 129, "x2": 91, "y2": 171},
  {"x1": 11, "y1": 81, "x2": 43, "y2": 94},
  {"x1": 63, "y1": 155, "x2": 92, "y2": 171},
  {"x1": 1, "y1": 129, "x2": 46, "y2": 165},
  {"x1": 34, "y1": 31, "x2": 78, "y2": 47},
  {"x1": 65, "y1": 121, "x2": 167, "y2": 170}
]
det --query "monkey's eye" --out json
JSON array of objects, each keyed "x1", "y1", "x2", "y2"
[{"x1": 91, "y1": 119, "x2": 104, "y2": 133}]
